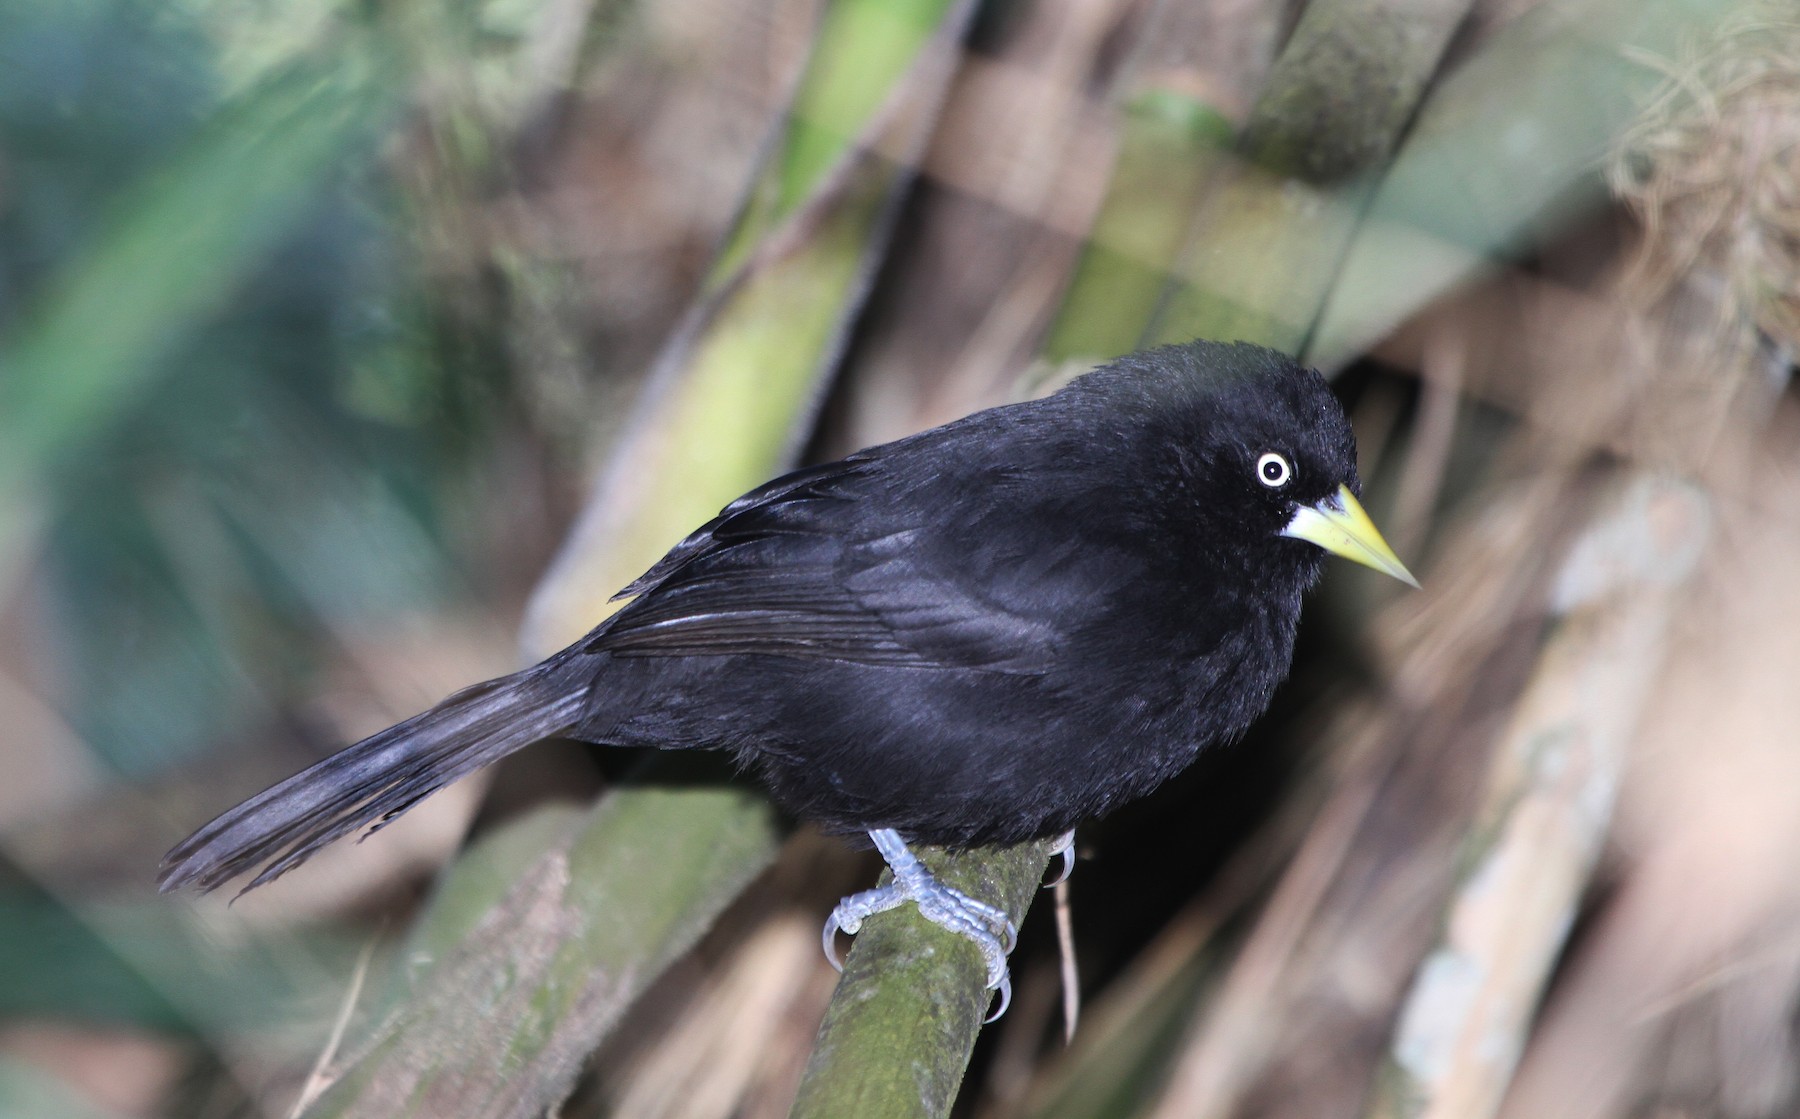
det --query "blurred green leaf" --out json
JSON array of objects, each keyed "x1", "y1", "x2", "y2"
[
  {"x1": 0, "y1": 889, "x2": 363, "y2": 1035},
  {"x1": 0, "y1": 55, "x2": 395, "y2": 489},
  {"x1": 0, "y1": 3, "x2": 517, "y2": 773}
]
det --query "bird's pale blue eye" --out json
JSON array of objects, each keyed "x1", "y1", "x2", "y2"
[{"x1": 1255, "y1": 452, "x2": 1293, "y2": 488}]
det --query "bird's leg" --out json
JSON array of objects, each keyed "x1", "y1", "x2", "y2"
[
  {"x1": 822, "y1": 828, "x2": 1019, "y2": 1019},
  {"x1": 1045, "y1": 829, "x2": 1076, "y2": 887}
]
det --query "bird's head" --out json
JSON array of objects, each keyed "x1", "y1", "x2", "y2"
[{"x1": 1103, "y1": 341, "x2": 1418, "y2": 589}]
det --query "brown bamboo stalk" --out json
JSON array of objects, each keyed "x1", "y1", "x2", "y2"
[{"x1": 1369, "y1": 477, "x2": 1710, "y2": 1119}]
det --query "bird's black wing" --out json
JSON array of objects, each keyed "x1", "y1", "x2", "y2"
[{"x1": 586, "y1": 447, "x2": 1069, "y2": 674}]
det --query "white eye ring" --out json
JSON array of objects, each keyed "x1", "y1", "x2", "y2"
[{"x1": 1255, "y1": 452, "x2": 1293, "y2": 488}]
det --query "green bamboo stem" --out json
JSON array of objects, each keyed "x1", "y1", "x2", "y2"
[
  {"x1": 1039, "y1": 89, "x2": 1234, "y2": 367},
  {"x1": 521, "y1": 0, "x2": 975, "y2": 655},
  {"x1": 1146, "y1": 0, "x2": 1474, "y2": 354},
  {"x1": 306, "y1": 762, "x2": 780, "y2": 1119},
  {"x1": 1239, "y1": 0, "x2": 1471, "y2": 184}
]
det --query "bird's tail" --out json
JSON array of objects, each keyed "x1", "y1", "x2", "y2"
[{"x1": 158, "y1": 651, "x2": 591, "y2": 897}]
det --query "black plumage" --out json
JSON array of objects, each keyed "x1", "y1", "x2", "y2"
[{"x1": 160, "y1": 341, "x2": 1407, "y2": 908}]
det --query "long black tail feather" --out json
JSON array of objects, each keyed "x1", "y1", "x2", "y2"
[{"x1": 158, "y1": 653, "x2": 592, "y2": 897}]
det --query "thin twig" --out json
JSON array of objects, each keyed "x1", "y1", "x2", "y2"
[
  {"x1": 291, "y1": 928, "x2": 382, "y2": 1119},
  {"x1": 1391, "y1": 324, "x2": 1465, "y2": 559},
  {"x1": 1054, "y1": 877, "x2": 1080, "y2": 1044}
]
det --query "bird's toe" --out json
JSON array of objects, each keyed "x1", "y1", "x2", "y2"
[
  {"x1": 1045, "y1": 830, "x2": 1076, "y2": 887},
  {"x1": 821, "y1": 884, "x2": 909, "y2": 972}
]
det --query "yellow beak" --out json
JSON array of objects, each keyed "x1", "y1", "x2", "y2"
[{"x1": 1281, "y1": 485, "x2": 1419, "y2": 588}]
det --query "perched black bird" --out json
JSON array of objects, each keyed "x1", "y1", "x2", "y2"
[{"x1": 160, "y1": 340, "x2": 1414, "y2": 1013}]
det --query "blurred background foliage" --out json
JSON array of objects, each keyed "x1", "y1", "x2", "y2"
[
  {"x1": 1, "y1": 0, "x2": 496, "y2": 777},
  {"x1": 1, "y1": 0, "x2": 1797, "y2": 1117}
]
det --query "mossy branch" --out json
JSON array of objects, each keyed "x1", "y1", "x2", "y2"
[{"x1": 790, "y1": 839, "x2": 1057, "y2": 1119}]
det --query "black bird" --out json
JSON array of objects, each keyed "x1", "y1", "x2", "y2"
[{"x1": 159, "y1": 340, "x2": 1414, "y2": 1013}]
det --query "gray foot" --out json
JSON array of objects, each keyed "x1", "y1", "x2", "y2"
[{"x1": 822, "y1": 828, "x2": 1018, "y2": 1020}]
